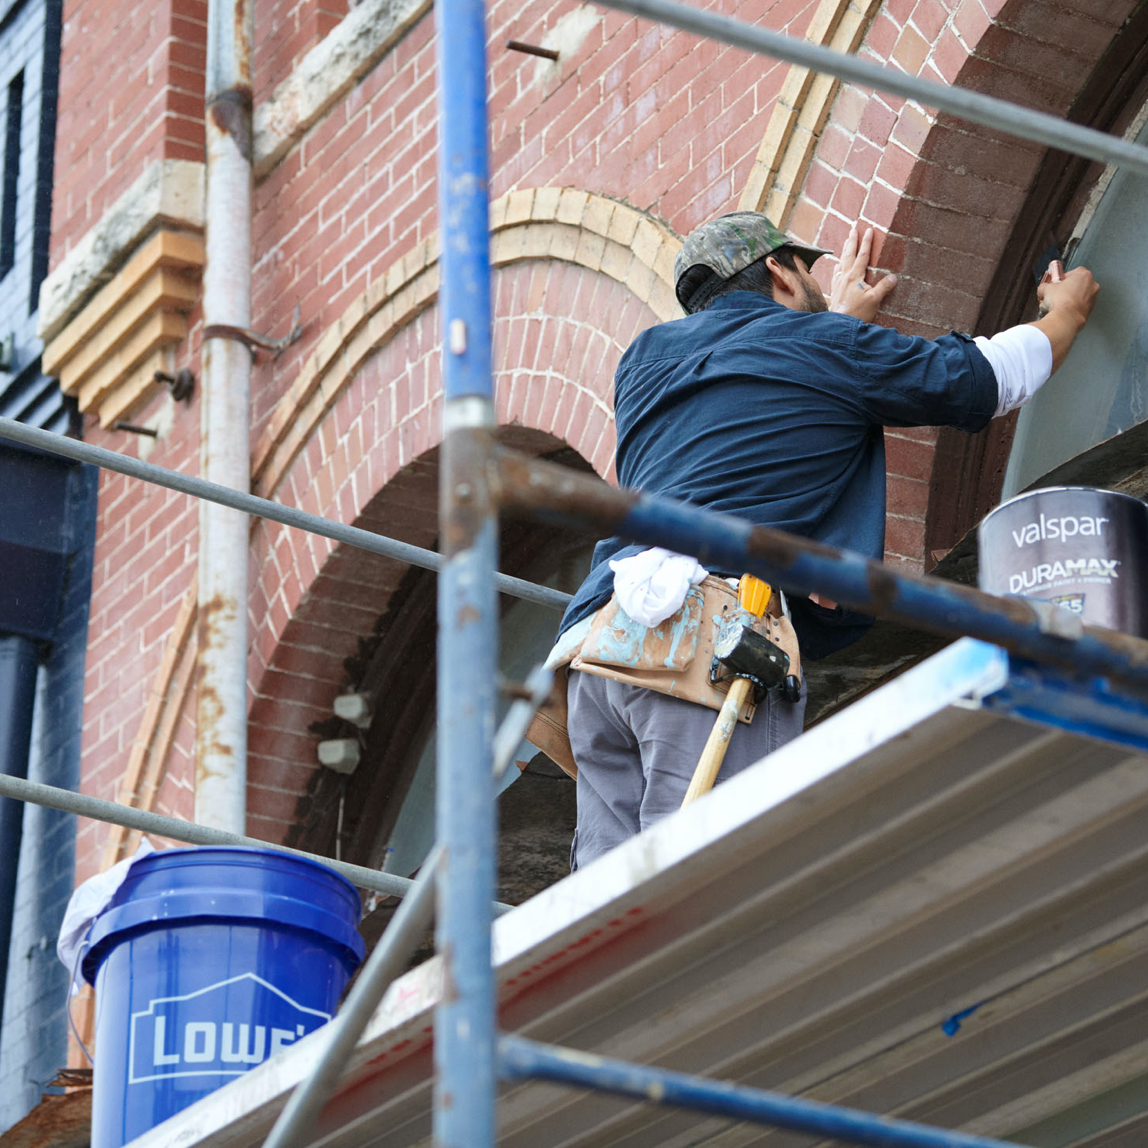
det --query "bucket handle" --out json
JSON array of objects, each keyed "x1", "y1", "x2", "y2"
[{"x1": 66, "y1": 939, "x2": 94, "y2": 1066}]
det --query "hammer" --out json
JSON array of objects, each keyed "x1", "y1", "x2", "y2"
[{"x1": 681, "y1": 575, "x2": 793, "y2": 807}]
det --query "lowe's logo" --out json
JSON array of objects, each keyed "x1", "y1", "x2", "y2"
[{"x1": 128, "y1": 973, "x2": 331, "y2": 1084}]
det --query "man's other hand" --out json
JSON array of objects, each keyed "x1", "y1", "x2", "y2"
[
  {"x1": 830, "y1": 224, "x2": 897, "y2": 322},
  {"x1": 1034, "y1": 264, "x2": 1099, "y2": 373},
  {"x1": 1037, "y1": 264, "x2": 1098, "y2": 326}
]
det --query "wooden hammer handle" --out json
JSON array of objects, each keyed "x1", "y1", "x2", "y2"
[{"x1": 681, "y1": 677, "x2": 752, "y2": 807}]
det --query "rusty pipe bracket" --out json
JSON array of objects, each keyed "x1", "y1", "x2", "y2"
[
  {"x1": 203, "y1": 303, "x2": 303, "y2": 361},
  {"x1": 153, "y1": 367, "x2": 196, "y2": 404},
  {"x1": 112, "y1": 421, "x2": 159, "y2": 438}
]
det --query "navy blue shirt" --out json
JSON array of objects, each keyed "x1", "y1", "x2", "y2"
[{"x1": 559, "y1": 292, "x2": 998, "y2": 656}]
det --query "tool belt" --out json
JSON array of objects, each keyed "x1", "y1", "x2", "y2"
[{"x1": 526, "y1": 575, "x2": 802, "y2": 779}]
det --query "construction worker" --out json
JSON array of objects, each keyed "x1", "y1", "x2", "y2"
[{"x1": 543, "y1": 211, "x2": 1098, "y2": 870}]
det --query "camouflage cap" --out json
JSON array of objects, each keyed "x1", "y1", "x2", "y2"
[{"x1": 673, "y1": 211, "x2": 832, "y2": 314}]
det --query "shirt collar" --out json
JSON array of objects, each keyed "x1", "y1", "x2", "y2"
[{"x1": 703, "y1": 291, "x2": 785, "y2": 315}]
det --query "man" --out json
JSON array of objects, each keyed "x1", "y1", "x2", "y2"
[{"x1": 551, "y1": 211, "x2": 1097, "y2": 869}]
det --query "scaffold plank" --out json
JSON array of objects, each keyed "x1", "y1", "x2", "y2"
[{"x1": 118, "y1": 640, "x2": 1148, "y2": 1146}]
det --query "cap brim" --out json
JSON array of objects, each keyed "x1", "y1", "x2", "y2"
[{"x1": 787, "y1": 244, "x2": 833, "y2": 268}]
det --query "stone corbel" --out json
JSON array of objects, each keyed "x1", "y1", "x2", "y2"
[{"x1": 42, "y1": 229, "x2": 204, "y2": 427}]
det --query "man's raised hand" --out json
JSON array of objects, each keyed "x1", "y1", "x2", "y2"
[{"x1": 829, "y1": 223, "x2": 897, "y2": 322}]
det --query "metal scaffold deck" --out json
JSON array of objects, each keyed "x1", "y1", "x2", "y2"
[{"x1": 96, "y1": 638, "x2": 1148, "y2": 1148}]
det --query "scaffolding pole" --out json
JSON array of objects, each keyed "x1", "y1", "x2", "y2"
[
  {"x1": 493, "y1": 447, "x2": 1148, "y2": 696},
  {"x1": 0, "y1": 770, "x2": 418, "y2": 898},
  {"x1": 433, "y1": 0, "x2": 498, "y2": 1136},
  {"x1": 499, "y1": 1036, "x2": 1023, "y2": 1148},
  {"x1": 0, "y1": 417, "x2": 569, "y2": 613}
]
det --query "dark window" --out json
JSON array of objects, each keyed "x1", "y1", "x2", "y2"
[
  {"x1": 30, "y1": 0, "x2": 61, "y2": 315},
  {"x1": 0, "y1": 69, "x2": 23, "y2": 279}
]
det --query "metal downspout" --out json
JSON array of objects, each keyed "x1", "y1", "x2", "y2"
[
  {"x1": 0, "y1": 634, "x2": 40, "y2": 1029},
  {"x1": 433, "y1": 0, "x2": 498, "y2": 1136},
  {"x1": 197, "y1": 0, "x2": 253, "y2": 833}
]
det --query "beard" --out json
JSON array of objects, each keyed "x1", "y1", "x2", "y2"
[{"x1": 801, "y1": 280, "x2": 829, "y2": 313}]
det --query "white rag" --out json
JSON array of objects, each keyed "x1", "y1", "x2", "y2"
[
  {"x1": 57, "y1": 838, "x2": 156, "y2": 991},
  {"x1": 609, "y1": 547, "x2": 708, "y2": 627}
]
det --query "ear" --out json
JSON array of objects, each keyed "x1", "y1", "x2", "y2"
[{"x1": 765, "y1": 255, "x2": 802, "y2": 310}]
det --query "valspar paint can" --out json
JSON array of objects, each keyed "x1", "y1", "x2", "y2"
[
  {"x1": 81, "y1": 847, "x2": 365, "y2": 1148},
  {"x1": 978, "y1": 487, "x2": 1148, "y2": 636}
]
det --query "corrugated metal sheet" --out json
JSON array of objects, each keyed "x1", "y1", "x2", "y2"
[{"x1": 128, "y1": 640, "x2": 1148, "y2": 1148}]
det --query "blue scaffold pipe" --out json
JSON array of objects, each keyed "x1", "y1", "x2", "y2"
[
  {"x1": 433, "y1": 0, "x2": 498, "y2": 1134},
  {"x1": 498, "y1": 1036, "x2": 1025, "y2": 1148},
  {"x1": 493, "y1": 447, "x2": 1148, "y2": 695}
]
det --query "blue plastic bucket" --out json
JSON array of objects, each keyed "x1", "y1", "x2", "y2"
[{"x1": 81, "y1": 847, "x2": 365, "y2": 1148}]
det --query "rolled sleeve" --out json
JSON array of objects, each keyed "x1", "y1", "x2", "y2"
[{"x1": 852, "y1": 322, "x2": 999, "y2": 433}]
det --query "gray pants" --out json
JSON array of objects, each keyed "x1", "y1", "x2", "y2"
[{"x1": 567, "y1": 670, "x2": 807, "y2": 869}]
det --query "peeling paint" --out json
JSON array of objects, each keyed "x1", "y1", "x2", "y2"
[
  {"x1": 661, "y1": 588, "x2": 703, "y2": 668},
  {"x1": 195, "y1": 594, "x2": 241, "y2": 782},
  {"x1": 866, "y1": 563, "x2": 898, "y2": 616},
  {"x1": 440, "y1": 942, "x2": 459, "y2": 1004}
]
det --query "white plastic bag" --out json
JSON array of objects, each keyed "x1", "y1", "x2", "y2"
[{"x1": 57, "y1": 838, "x2": 156, "y2": 992}]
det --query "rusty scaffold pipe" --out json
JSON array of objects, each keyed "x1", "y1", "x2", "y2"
[
  {"x1": 491, "y1": 444, "x2": 1148, "y2": 694},
  {"x1": 198, "y1": 0, "x2": 254, "y2": 833}
]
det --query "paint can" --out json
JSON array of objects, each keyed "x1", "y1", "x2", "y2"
[
  {"x1": 82, "y1": 847, "x2": 365, "y2": 1148},
  {"x1": 977, "y1": 486, "x2": 1148, "y2": 636}
]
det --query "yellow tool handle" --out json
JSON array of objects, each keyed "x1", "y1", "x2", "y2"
[
  {"x1": 738, "y1": 574, "x2": 771, "y2": 616},
  {"x1": 681, "y1": 678, "x2": 751, "y2": 807}
]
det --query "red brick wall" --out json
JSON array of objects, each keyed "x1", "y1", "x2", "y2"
[
  {"x1": 55, "y1": 0, "x2": 1137, "y2": 881},
  {"x1": 250, "y1": 0, "x2": 820, "y2": 439},
  {"x1": 253, "y1": 0, "x2": 348, "y2": 104},
  {"x1": 75, "y1": 419, "x2": 200, "y2": 884},
  {"x1": 52, "y1": 0, "x2": 207, "y2": 267}
]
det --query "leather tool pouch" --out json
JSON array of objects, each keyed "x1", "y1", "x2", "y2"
[{"x1": 525, "y1": 576, "x2": 802, "y2": 780}]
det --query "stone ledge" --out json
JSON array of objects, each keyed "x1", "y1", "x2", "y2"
[
  {"x1": 38, "y1": 159, "x2": 204, "y2": 343},
  {"x1": 253, "y1": 0, "x2": 432, "y2": 179}
]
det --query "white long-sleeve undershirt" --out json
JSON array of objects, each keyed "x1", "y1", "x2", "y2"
[{"x1": 974, "y1": 324, "x2": 1054, "y2": 418}]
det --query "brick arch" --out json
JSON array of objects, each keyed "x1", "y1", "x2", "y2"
[
  {"x1": 770, "y1": 0, "x2": 1139, "y2": 567},
  {"x1": 105, "y1": 212, "x2": 669, "y2": 848},
  {"x1": 250, "y1": 188, "x2": 680, "y2": 505},
  {"x1": 243, "y1": 259, "x2": 659, "y2": 844}
]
